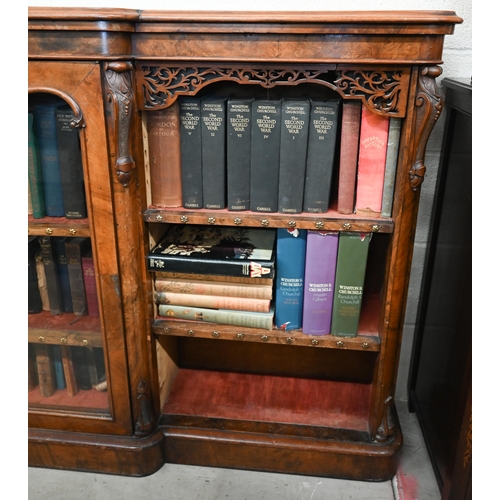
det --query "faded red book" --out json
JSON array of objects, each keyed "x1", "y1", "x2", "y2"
[
  {"x1": 82, "y1": 252, "x2": 99, "y2": 318},
  {"x1": 147, "y1": 102, "x2": 183, "y2": 207},
  {"x1": 337, "y1": 101, "x2": 361, "y2": 214},
  {"x1": 355, "y1": 107, "x2": 390, "y2": 215}
]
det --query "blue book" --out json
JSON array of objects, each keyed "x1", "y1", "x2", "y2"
[
  {"x1": 33, "y1": 103, "x2": 65, "y2": 217},
  {"x1": 52, "y1": 346, "x2": 66, "y2": 390},
  {"x1": 274, "y1": 228, "x2": 307, "y2": 330},
  {"x1": 53, "y1": 237, "x2": 73, "y2": 313}
]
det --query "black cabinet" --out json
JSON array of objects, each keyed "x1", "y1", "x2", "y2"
[{"x1": 408, "y1": 78, "x2": 472, "y2": 500}]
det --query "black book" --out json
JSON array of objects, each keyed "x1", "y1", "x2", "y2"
[
  {"x1": 53, "y1": 237, "x2": 73, "y2": 313},
  {"x1": 179, "y1": 97, "x2": 203, "y2": 209},
  {"x1": 28, "y1": 236, "x2": 42, "y2": 314},
  {"x1": 303, "y1": 99, "x2": 341, "y2": 213},
  {"x1": 72, "y1": 346, "x2": 92, "y2": 391},
  {"x1": 226, "y1": 97, "x2": 252, "y2": 211},
  {"x1": 66, "y1": 237, "x2": 91, "y2": 316},
  {"x1": 39, "y1": 236, "x2": 63, "y2": 315},
  {"x1": 250, "y1": 99, "x2": 282, "y2": 213},
  {"x1": 55, "y1": 105, "x2": 87, "y2": 219},
  {"x1": 201, "y1": 95, "x2": 227, "y2": 209},
  {"x1": 277, "y1": 97, "x2": 311, "y2": 214},
  {"x1": 147, "y1": 225, "x2": 276, "y2": 279}
]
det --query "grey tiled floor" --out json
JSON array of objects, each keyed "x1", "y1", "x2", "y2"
[{"x1": 28, "y1": 400, "x2": 439, "y2": 500}]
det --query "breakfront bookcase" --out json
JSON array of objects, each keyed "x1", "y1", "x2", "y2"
[{"x1": 28, "y1": 8, "x2": 462, "y2": 480}]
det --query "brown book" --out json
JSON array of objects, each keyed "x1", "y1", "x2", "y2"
[
  {"x1": 66, "y1": 237, "x2": 91, "y2": 316},
  {"x1": 35, "y1": 252, "x2": 50, "y2": 311},
  {"x1": 147, "y1": 102, "x2": 183, "y2": 207},
  {"x1": 154, "y1": 271, "x2": 274, "y2": 287},
  {"x1": 60, "y1": 345, "x2": 78, "y2": 396},
  {"x1": 337, "y1": 100, "x2": 361, "y2": 215},
  {"x1": 154, "y1": 291, "x2": 271, "y2": 312},
  {"x1": 155, "y1": 277, "x2": 273, "y2": 300},
  {"x1": 35, "y1": 343, "x2": 56, "y2": 397}
]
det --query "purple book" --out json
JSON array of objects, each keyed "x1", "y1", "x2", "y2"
[{"x1": 301, "y1": 231, "x2": 339, "y2": 335}]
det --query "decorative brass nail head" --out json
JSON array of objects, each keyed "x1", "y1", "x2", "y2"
[{"x1": 315, "y1": 221, "x2": 324, "y2": 229}]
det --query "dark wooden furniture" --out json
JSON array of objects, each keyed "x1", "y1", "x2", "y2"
[
  {"x1": 408, "y1": 78, "x2": 472, "y2": 499},
  {"x1": 28, "y1": 8, "x2": 462, "y2": 480}
]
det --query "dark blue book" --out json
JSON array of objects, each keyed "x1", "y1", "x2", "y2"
[
  {"x1": 52, "y1": 346, "x2": 66, "y2": 390},
  {"x1": 53, "y1": 237, "x2": 73, "y2": 313},
  {"x1": 33, "y1": 103, "x2": 65, "y2": 217},
  {"x1": 274, "y1": 228, "x2": 307, "y2": 330}
]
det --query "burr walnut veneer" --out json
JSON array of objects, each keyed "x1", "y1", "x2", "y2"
[{"x1": 28, "y1": 8, "x2": 462, "y2": 480}]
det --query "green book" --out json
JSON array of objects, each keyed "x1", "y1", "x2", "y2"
[
  {"x1": 330, "y1": 232, "x2": 372, "y2": 337},
  {"x1": 28, "y1": 112, "x2": 46, "y2": 218}
]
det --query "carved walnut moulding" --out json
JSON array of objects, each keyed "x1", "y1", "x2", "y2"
[{"x1": 136, "y1": 64, "x2": 410, "y2": 117}]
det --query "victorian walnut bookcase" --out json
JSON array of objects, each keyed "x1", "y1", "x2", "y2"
[{"x1": 28, "y1": 8, "x2": 462, "y2": 480}]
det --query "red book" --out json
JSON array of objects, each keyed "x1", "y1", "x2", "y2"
[
  {"x1": 82, "y1": 252, "x2": 99, "y2": 318},
  {"x1": 337, "y1": 101, "x2": 361, "y2": 215},
  {"x1": 355, "y1": 107, "x2": 390, "y2": 214}
]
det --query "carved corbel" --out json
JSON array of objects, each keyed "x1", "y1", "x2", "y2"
[
  {"x1": 104, "y1": 62, "x2": 136, "y2": 187},
  {"x1": 135, "y1": 380, "x2": 155, "y2": 434},
  {"x1": 409, "y1": 66, "x2": 443, "y2": 191},
  {"x1": 375, "y1": 396, "x2": 396, "y2": 443}
]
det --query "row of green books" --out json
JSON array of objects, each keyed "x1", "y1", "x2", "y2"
[{"x1": 28, "y1": 102, "x2": 87, "y2": 220}]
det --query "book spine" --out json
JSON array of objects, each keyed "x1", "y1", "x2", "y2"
[
  {"x1": 35, "y1": 252, "x2": 50, "y2": 311},
  {"x1": 148, "y1": 255, "x2": 275, "y2": 279},
  {"x1": 147, "y1": 103, "x2": 183, "y2": 207},
  {"x1": 337, "y1": 101, "x2": 361, "y2": 215},
  {"x1": 250, "y1": 100, "x2": 281, "y2": 213},
  {"x1": 60, "y1": 345, "x2": 78, "y2": 396},
  {"x1": 53, "y1": 237, "x2": 73, "y2": 313},
  {"x1": 34, "y1": 104, "x2": 65, "y2": 217},
  {"x1": 35, "y1": 343, "x2": 56, "y2": 397},
  {"x1": 52, "y1": 345, "x2": 66, "y2": 390},
  {"x1": 355, "y1": 106, "x2": 390, "y2": 214},
  {"x1": 301, "y1": 231, "x2": 339, "y2": 335},
  {"x1": 201, "y1": 96, "x2": 227, "y2": 209},
  {"x1": 278, "y1": 99, "x2": 311, "y2": 214},
  {"x1": 72, "y1": 346, "x2": 92, "y2": 390},
  {"x1": 28, "y1": 113, "x2": 46, "y2": 218},
  {"x1": 227, "y1": 98, "x2": 252, "y2": 210},
  {"x1": 179, "y1": 98, "x2": 203, "y2": 208},
  {"x1": 154, "y1": 291, "x2": 271, "y2": 312},
  {"x1": 155, "y1": 278, "x2": 273, "y2": 299},
  {"x1": 154, "y1": 271, "x2": 274, "y2": 287},
  {"x1": 381, "y1": 118, "x2": 402, "y2": 218},
  {"x1": 330, "y1": 232, "x2": 372, "y2": 337},
  {"x1": 28, "y1": 237, "x2": 42, "y2": 314},
  {"x1": 28, "y1": 344, "x2": 38, "y2": 391},
  {"x1": 82, "y1": 255, "x2": 99, "y2": 317},
  {"x1": 55, "y1": 106, "x2": 87, "y2": 219},
  {"x1": 66, "y1": 237, "x2": 90, "y2": 316},
  {"x1": 302, "y1": 100, "x2": 341, "y2": 213},
  {"x1": 39, "y1": 236, "x2": 63, "y2": 315},
  {"x1": 157, "y1": 304, "x2": 274, "y2": 330},
  {"x1": 275, "y1": 228, "x2": 307, "y2": 330}
]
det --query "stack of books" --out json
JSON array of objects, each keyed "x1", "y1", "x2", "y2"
[{"x1": 148, "y1": 225, "x2": 277, "y2": 330}]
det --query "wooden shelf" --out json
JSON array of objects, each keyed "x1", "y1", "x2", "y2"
[
  {"x1": 28, "y1": 311, "x2": 102, "y2": 347},
  {"x1": 144, "y1": 206, "x2": 394, "y2": 234},
  {"x1": 28, "y1": 215, "x2": 90, "y2": 238},
  {"x1": 29, "y1": 386, "x2": 108, "y2": 411},
  {"x1": 153, "y1": 291, "x2": 381, "y2": 352}
]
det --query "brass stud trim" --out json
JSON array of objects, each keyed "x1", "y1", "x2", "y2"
[
  {"x1": 362, "y1": 342, "x2": 370, "y2": 349},
  {"x1": 236, "y1": 333, "x2": 244, "y2": 340},
  {"x1": 38, "y1": 336, "x2": 45, "y2": 342},
  {"x1": 315, "y1": 221, "x2": 324, "y2": 229},
  {"x1": 212, "y1": 331, "x2": 220, "y2": 338},
  {"x1": 288, "y1": 221, "x2": 296, "y2": 228},
  {"x1": 60, "y1": 338, "x2": 67, "y2": 344},
  {"x1": 82, "y1": 339, "x2": 88, "y2": 346},
  {"x1": 187, "y1": 330, "x2": 195, "y2": 336},
  {"x1": 234, "y1": 217, "x2": 242, "y2": 225},
  {"x1": 261, "y1": 219, "x2": 269, "y2": 227},
  {"x1": 261, "y1": 335, "x2": 269, "y2": 342},
  {"x1": 180, "y1": 215, "x2": 189, "y2": 223},
  {"x1": 163, "y1": 327, "x2": 170, "y2": 334},
  {"x1": 311, "y1": 339, "x2": 319, "y2": 346},
  {"x1": 69, "y1": 228, "x2": 77, "y2": 236},
  {"x1": 372, "y1": 224, "x2": 381, "y2": 232},
  {"x1": 286, "y1": 337, "x2": 293, "y2": 344},
  {"x1": 342, "y1": 223, "x2": 352, "y2": 230},
  {"x1": 207, "y1": 217, "x2": 216, "y2": 225},
  {"x1": 336, "y1": 340, "x2": 345, "y2": 347},
  {"x1": 155, "y1": 215, "x2": 163, "y2": 222},
  {"x1": 45, "y1": 228, "x2": 53, "y2": 235}
]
